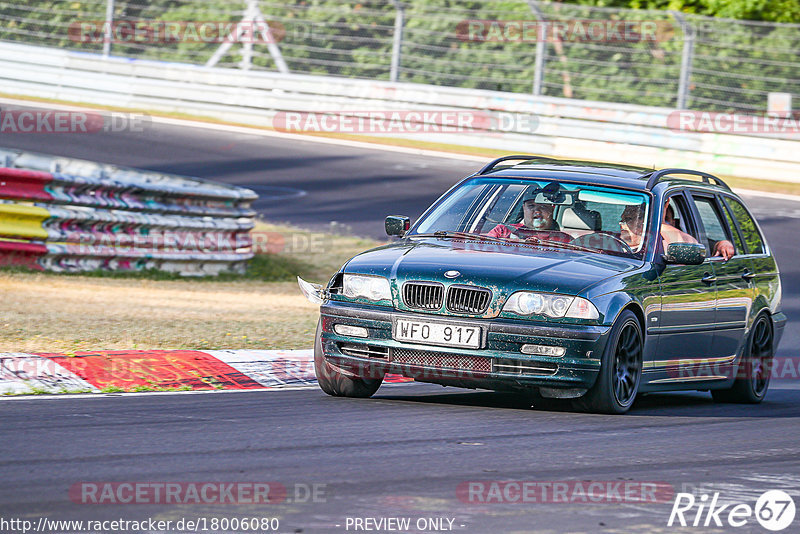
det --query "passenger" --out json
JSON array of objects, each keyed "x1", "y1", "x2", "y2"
[{"x1": 619, "y1": 203, "x2": 735, "y2": 260}]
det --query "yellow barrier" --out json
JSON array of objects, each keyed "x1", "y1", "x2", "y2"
[{"x1": 0, "y1": 203, "x2": 50, "y2": 240}]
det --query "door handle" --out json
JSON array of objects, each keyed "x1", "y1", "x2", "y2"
[
  {"x1": 701, "y1": 272, "x2": 717, "y2": 284},
  {"x1": 742, "y1": 270, "x2": 756, "y2": 281}
]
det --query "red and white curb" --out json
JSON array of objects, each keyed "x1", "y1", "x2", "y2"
[{"x1": 0, "y1": 349, "x2": 412, "y2": 395}]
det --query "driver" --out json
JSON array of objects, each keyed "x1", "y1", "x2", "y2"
[{"x1": 485, "y1": 196, "x2": 571, "y2": 242}]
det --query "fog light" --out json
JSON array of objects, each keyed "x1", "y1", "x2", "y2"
[
  {"x1": 334, "y1": 324, "x2": 368, "y2": 338},
  {"x1": 521, "y1": 344, "x2": 565, "y2": 357}
]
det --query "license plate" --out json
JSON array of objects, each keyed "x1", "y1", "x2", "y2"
[{"x1": 394, "y1": 319, "x2": 482, "y2": 349}]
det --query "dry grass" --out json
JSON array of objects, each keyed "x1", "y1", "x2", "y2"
[{"x1": 0, "y1": 223, "x2": 380, "y2": 353}]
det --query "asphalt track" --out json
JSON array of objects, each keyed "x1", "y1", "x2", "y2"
[{"x1": 1, "y1": 108, "x2": 799, "y2": 533}]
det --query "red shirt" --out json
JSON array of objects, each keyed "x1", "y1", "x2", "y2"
[{"x1": 486, "y1": 223, "x2": 572, "y2": 243}]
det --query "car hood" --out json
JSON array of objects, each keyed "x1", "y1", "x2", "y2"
[{"x1": 343, "y1": 238, "x2": 640, "y2": 298}]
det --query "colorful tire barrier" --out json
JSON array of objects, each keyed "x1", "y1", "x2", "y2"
[
  {"x1": 0, "y1": 148, "x2": 258, "y2": 275},
  {"x1": 0, "y1": 350, "x2": 413, "y2": 394}
]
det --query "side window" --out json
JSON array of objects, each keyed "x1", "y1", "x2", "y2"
[
  {"x1": 720, "y1": 199, "x2": 744, "y2": 254},
  {"x1": 726, "y1": 198, "x2": 765, "y2": 255},
  {"x1": 691, "y1": 196, "x2": 734, "y2": 256},
  {"x1": 663, "y1": 195, "x2": 696, "y2": 237}
]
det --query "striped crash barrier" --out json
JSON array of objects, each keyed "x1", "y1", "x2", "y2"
[
  {"x1": 0, "y1": 350, "x2": 413, "y2": 394},
  {"x1": 0, "y1": 150, "x2": 258, "y2": 275}
]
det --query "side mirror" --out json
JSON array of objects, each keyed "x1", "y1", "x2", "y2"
[
  {"x1": 385, "y1": 215, "x2": 410, "y2": 236},
  {"x1": 664, "y1": 242, "x2": 706, "y2": 265}
]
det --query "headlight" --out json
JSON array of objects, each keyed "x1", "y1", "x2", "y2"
[
  {"x1": 343, "y1": 274, "x2": 392, "y2": 302},
  {"x1": 504, "y1": 292, "x2": 599, "y2": 320}
]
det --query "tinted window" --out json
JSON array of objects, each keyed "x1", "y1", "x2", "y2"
[
  {"x1": 721, "y1": 200, "x2": 744, "y2": 254},
  {"x1": 726, "y1": 198, "x2": 765, "y2": 255},
  {"x1": 692, "y1": 196, "x2": 733, "y2": 255}
]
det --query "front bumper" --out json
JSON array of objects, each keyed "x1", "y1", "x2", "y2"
[{"x1": 320, "y1": 301, "x2": 612, "y2": 392}]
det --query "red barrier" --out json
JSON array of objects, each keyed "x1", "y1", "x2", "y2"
[
  {"x1": 41, "y1": 350, "x2": 264, "y2": 390},
  {"x1": 0, "y1": 168, "x2": 54, "y2": 201},
  {"x1": 0, "y1": 240, "x2": 47, "y2": 269}
]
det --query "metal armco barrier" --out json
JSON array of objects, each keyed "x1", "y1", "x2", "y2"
[
  {"x1": 0, "y1": 149, "x2": 258, "y2": 276},
  {"x1": 0, "y1": 41, "x2": 797, "y2": 182}
]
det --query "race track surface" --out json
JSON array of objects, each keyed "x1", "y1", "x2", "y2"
[
  {"x1": 1, "y1": 106, "x2": 799, "y2": 532},
  {"x1": 3, "y1": 386, "x2": 800, "y2": 532}
]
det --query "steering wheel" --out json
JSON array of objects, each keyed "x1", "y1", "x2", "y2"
[{"x1": 569, "y1": 232, "x2": 634, "y2": 255}]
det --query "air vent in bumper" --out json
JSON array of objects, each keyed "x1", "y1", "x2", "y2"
[
  {"x1": 391, "y1": 348, "x2": 491, "y2": 373},
  {"x1": 493, "y1": 358, "x2": 558, "y2": 376},
  {"x1": 339, "y1": 344, "x2": 390, "y2": 360}
]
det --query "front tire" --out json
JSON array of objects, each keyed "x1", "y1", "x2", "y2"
[
  {"x1": 314, "y1": 319, "x2": 383, "y2": 398},
  {"x1": 711, "y1": 314, "x2": 773, "y2": 404},
  {"x1": 574, "y1": 309, "x2": 643, "y2": 414}
]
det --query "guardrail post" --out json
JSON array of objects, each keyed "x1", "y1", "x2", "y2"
[
  {"x1": 389, "y1": 0, "x2": 405, "y2": 83},
  {"x1": 103, "y1": 0, "x2": 115, "y2": 58},
  {"x1": 672, "y1": 11, "x2": 694, "y2": 109},
  {"x1": 527, "y1": 0, "x2": 546, "y2": 96}
]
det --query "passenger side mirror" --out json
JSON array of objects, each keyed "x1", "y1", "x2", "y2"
[
  {"x1": 664, "y1": 242, "x2": 706, "y2": 265},
  {"x1": 385, "y1": 215, "x2": 410, "y2": 236}
]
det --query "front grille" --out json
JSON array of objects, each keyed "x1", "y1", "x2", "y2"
[
  {"x1": 493, "y1": 358, "x2": 558, "y2": 376},
  {"x1": 391, "y1": 348, "x2": 491, "y2": 373},
  {"x1": 446, "y1": 285, "x2": 492, "y2": 314},
  {"x1": 339, "y1": 344, "x2": 390, "y2": 360},
  {"x1": 403, "y1": 281, "x2": 444, "y2": 310}
]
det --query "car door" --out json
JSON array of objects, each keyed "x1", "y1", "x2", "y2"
[
  {"x1": 652, "y1": 192, "x2": 718, "y2": 379},
  {"x1": 687, "y1": 191, "x2": 754, "y2": 367}
]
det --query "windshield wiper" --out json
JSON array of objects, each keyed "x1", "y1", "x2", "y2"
[
  {"x1": 408, "y1": 231, "x2": 510, "y2": 244},
  {"x1": 527, "y1": 238, "x2": 597, "y2": 253}
]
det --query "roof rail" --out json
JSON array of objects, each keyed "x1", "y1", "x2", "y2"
[
  {"x1": 477, "y1": 155, "x2": 555, "y2": 175},
  {"x1": 645, "y1": 168, "x2": 730, "y2": 191}
]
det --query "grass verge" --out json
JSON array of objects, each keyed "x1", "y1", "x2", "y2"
[{"x1": 0, "y1": 222, "x2": 380, "y2": 353}]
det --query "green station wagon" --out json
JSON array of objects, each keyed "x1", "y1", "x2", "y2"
[{"x1": 298, "y1": 156, "x2": 786, "y2": 413}]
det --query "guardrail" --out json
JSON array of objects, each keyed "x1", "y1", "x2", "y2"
[
  {"x1": 0, "y1": 148, "x2": 258, "y2": 276},
  {"x1": 0, "y1": 41, "x2": 797, "y2": 183}
]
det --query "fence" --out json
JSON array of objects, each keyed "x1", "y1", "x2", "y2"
[
  {"x1": 1, "y1": 41, "x2": 796, "y2": 183},
  {"x1": 1, "y1": 0, "x2": 797, "y2": 113},
  {"x1": 0, "y1": 148, "x2": 258, "y2": 275}
]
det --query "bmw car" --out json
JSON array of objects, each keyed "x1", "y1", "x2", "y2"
[{"x1": 298, "y1": 155, "x2": 785, "y2": 413}]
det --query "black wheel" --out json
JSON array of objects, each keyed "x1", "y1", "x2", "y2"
[
  {"x1": 712, "y1": 314, "x2": 773, "y2": 404},
  {"x1": 574, "y1": 309, "x2": 642, "y2": 414},
  {"x1": 314, "y1": 319, "x2": 383, "y2": 398}
]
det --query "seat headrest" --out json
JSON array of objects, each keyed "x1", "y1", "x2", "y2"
[{"x1": 562, "y1": 207, "x2": 601, "y2": 231}]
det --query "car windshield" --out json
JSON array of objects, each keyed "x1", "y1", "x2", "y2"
[{"x1": 410, "y1": 178, "x2": 651, "y2": 258}]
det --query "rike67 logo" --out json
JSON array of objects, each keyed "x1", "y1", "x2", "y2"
[{"x1": 668, "y1": 490, "x2": 796, "y2": 531}]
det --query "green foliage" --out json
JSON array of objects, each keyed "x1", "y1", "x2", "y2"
[{"x1": 2, "y1": 1, "x2": 796, "y2": 112}]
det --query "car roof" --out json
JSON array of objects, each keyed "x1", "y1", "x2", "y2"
[{"x1": 476, "y1": 156, "x2": 731, "y2": 193}]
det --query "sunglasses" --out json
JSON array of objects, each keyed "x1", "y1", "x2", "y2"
[{"x1": 620, "y1": 216, "x2": 640, "y2": 226}]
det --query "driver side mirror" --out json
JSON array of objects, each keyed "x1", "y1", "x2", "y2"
[
  {"x1": 664, "y1": 242, "x2": 706, "y2": 265},
  {"x1": 385, "y1": 215, "x2": 410, "y2": 236}
]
